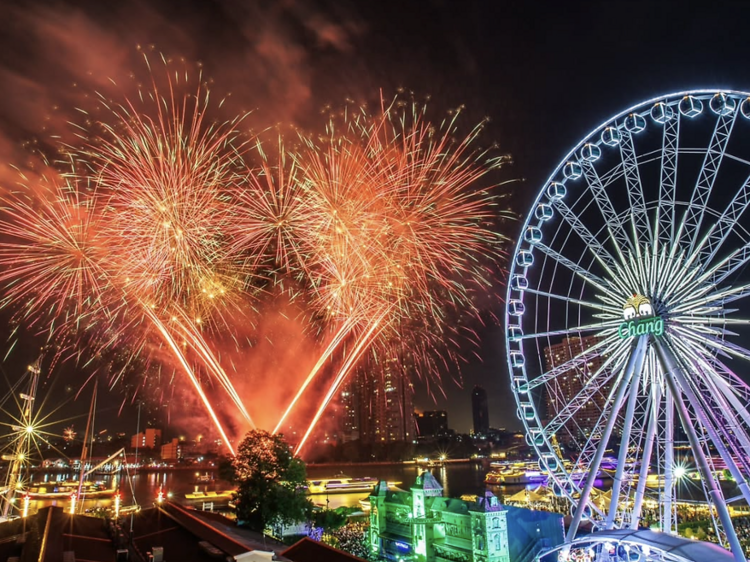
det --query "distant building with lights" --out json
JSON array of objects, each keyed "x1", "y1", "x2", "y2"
[
  {"x1": 339, "y1": 358, "x2": 415, "y2": 443},
  {"x1": 415, "y1": 411, "x2": 449, "y2": 437},
  {"x1": 131, "y1": 428, "x2": 162, "y2": 449},
  {"x1": 160, "y1": 438, "x2": 181, "y2": 461},
  {"x1": 369, "y1": 471, "x2": 563, "y2": 562},
  {"x1": 543, "y1": 336, "x2": 610, "y2": 445},
  {"x1": 472, "y1": 386, "x2": 490, "y2": 436}
]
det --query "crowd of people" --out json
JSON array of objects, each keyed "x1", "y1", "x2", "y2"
[
  {"x1": 728, "y1": 516, "x2": 750, "y2": 551},
  {"x1": 322, "y1": 521, "x2": 373, "y2": 560}
]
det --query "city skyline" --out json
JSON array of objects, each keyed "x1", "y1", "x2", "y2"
[
  {"x1": 2, "y1": 4, "x2": 748, "y2": 464},
  {"x1": 2, "y1": 2, "x2": 750, "y2": 446},
  {"x1": 2, "y1": 3, "x2": 750, "y2": 561}
]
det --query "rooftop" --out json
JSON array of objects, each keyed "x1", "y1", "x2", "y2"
[
  {"x1": 0, "y1": 503, "x2": 361, "y2": 562},
  {"x1": 282, "y1": 537, "x2": 369, "y2": 562}
]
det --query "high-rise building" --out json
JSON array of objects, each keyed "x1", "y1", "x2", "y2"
[
  {"x1": 543, "y1": 335, "x2": 610, "y2": 445},
  {"x1": 339, "y1": 358, "x2": 415, "y2": 443},
  {"x1": 339, "y1": 381, "x2": 361, "y2": 443},
  {"x1": 472, "y1": 386, "x2": 490, "y2": 435},
  {"x1": 415, "y1": 410, "x2": 449, "y2": 437}
]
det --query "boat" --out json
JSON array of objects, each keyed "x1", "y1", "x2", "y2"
[
  {"x1": 27, "y1": 480, "x2": 116, "y2": 499},
  {"x1": 306, "y1": 475, "x2": 399, "y2": 495},
  {"x1": 194, "y1": 472, "x2": 214, "y2": 483},
  {"x1": 485, "y1": 461, "x2": 548, "y2": 485},
  {"x1": 185, "y1": 490, "x2": 234, "y2": 500},
  {"x1": 485, "y1": 471, "x2": 504, "y2": 485},
  {"x1": 484, "y1": 468, "x2": 548, "y2": 485},
  {"x1": 485, "y1": 460, "x2": 606, "y2": 486}
]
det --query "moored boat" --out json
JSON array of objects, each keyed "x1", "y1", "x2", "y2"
[
  {"x1": 27, "y1": 480, "x2": 115, "y2": 499},
  {"x1": 306, "y1": 475, "x2": 400, "y2": 495}
]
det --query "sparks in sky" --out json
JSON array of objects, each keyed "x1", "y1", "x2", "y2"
[{"x1": 0, "y1": 57, "x2": 512, "y2": 454}]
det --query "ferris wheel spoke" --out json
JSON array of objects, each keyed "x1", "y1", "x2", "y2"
[
  {"x1": 605, "y1": 349, "x2": 645, "y2": 529},
  {"x1": 678, "y1": 367, "x2": 750, "y2": 512},
  {"x1": 579, "y1": 160, "x2": 634, "y2": 259},
  {"x1": 697, "y1": 377, "x2": 750, "y2": 476},
  {"x1": 518, "y1": 320, "x2": 620, "y2": 341},
  {"x1": 654, "y1": 337, "x2": 748, "y2": 560},
  {"x1": 679, "y1": 110, "x2": 738, "y2": 255},
  {"x1": 680, "y1": 355, "x2": 750, "y2": 463},
  {"x1": 533, "y1": 243, "x2": 620, "y2": 298},
  {"x1": 701, "y1": 170, "x2": 750, "y2": 268},
  {"x1": 629, "y1": 384, "x2": 661, "y2": 529},
  {"x1": 653, "y1": 251, "x2": 691, "y2": 303},
  {"x1": 619, "y1": 130, "x2": 652, "y2": 252},
  {"x1": 527, "y1": 336, "x2": 626, "y2": 391},
  {"x1": 661, "y1": 244, "x2": 717, "y2": 303},
  {"x1": 673, "y1": 318, "x2": 749, "y2": 335},
  {"x1": 711, "y1": 360, "x2": 750, "y2": 419},
  {"x1": 670, "y1": 281, "x2": 750, "y2": 313},
  {"x1": 550, "y1": 199, "x2": 625, "y2": 276},
  {"x1": 522, "y1": 287, "x2": 619, "y2": 315},
  {"x1": 655, "y1": 110, "x2": 680, "y2": 252},
  {"x1": 710, "y1": 239, "x2": 750, "y2": 285},
  {"x1": 542, "y1": 348, "x2": 630, "y2": 435},
  {"x1": 626, "y1": 249, "x2": 650, "y2": 296},
  {"x1": 680, "y1": 329, "x2": 750, "y2": 363},
  {"x1": 566, "y1": 337, "x2": 648, "y2": 542}
]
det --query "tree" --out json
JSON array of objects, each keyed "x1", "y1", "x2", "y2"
[
  {"x1": 217, "y1": 455, "x2": 236, "y2": 483},
  {"x1": 232, "y1": 429, "x2": 313, "y2": 532}
]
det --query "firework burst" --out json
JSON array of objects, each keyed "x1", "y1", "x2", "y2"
[
  {"x1": 0, "y1": 56, "x2": 512, "y2": 456},
  {"x1": 286, "y1": 97, "x2": 511, "y2": 453},
  {"x1": 0, "y1": 156, "x2": 112, "y2": 337}
]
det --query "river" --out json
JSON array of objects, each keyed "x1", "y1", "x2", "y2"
[{"x1": 21, "y1": 462, "x2": 510, "y2": 515}]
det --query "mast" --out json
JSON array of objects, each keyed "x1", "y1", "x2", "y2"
[
  {"x1": 2, "y1": 360, "x2": 41, "y2": 518},
  {"x1": 75, "y1": 380, "x2": 98, "y2": 512}
]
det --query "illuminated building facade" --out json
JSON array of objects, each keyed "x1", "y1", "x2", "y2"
[
  {"x1": 369, "y1": 471, "x2": 563, "y2": 562},
  {"x1": 339, "y1": 377, "x2": 361, "y2": 443},
  {"x1": 131, "y1": 428, "x2": 162, "y2": 449},
  {"x1": 340, "y1": 358, "x2": 415, "y2": 443},
  {"x1": 160, "y1": 438, "x2": 181, "y2": 461},
  {"x1": 542, "y1": 336, "x2": 609, "y2": 445}
]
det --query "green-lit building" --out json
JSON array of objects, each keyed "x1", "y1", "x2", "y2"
[{"x1": 369, "y1": 471, "x2": 563, "y2": 562}]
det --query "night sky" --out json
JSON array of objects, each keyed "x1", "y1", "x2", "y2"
[{"x1": 1, "y1": 1, "x2": 750, "y2": 437}]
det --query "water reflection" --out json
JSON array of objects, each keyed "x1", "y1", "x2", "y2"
[{"x1": 20, "y1": 462, "x2": 499, "y2": 516}]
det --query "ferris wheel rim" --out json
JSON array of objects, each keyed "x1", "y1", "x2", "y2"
[{"x1": 505, "y1": 88, "x2": 750, "y2": 559}]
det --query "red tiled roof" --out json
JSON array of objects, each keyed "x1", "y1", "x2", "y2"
[{"x1": 282, "y1": 537, "x2": 369, "y2": 562}]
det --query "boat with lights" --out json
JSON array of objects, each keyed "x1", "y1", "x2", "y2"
[{"x1": 306, "y1": 475, "x2": 399, "y2": 495}]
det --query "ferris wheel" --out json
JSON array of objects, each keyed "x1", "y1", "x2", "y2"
[{"x1": 506, "y1": 90, "x2": 750, "y2": 561}]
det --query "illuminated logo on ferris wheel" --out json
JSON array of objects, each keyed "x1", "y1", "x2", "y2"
[{"x1": 618, "y1": 294, "x2": 664, "y2": 339}]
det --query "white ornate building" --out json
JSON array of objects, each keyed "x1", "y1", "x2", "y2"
[{"x1": 369, "y1": 471, "x2": 562, "y2": 562}]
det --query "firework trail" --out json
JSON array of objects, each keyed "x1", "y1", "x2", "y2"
[
  {"x1": 287, "y1": 97, "x2": 509, "y2": 454},
  {"x1": 82, "y1": 60, "x2": 260, "y2": 441},
  {"x1": 142, "y1": 304, "x2": 236, "y2": 454},
  {"x1": 0, "y1": 55, "x2": 510, "y2": 455}
]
